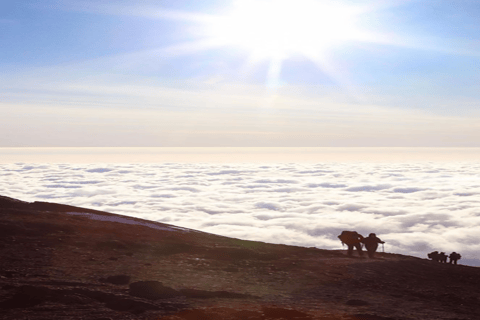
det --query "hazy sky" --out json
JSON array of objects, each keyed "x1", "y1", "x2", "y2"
[{"x1": 2, "y1": 0, "x2": 480, "y2": 147}]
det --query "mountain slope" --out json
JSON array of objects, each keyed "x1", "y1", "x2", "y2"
[{"x1": 0, "y1": 195, "x2": 479, "y2": 320}]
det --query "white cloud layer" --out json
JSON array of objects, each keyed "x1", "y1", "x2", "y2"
[{"x1": 1, "y1": 161, "x2": 480, "y2": 265}]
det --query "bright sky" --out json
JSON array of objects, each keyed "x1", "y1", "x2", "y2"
[{"x1": 2, "y1": 0, "x2": 480, "y2": 147}]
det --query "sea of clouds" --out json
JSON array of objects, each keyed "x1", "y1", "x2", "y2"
[{"x1": 1, "y1": 161, "x2": 479, "y2": 266}]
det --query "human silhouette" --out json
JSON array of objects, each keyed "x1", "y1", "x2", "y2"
[
  {"x1": 438, "y1": 252, "x2": 448, "y2": 263},
  {"x1": 338, "y1": 231, "x2": 364, "y2": 257},
  {"x1": 361, "y1": 233, "x2": 385, "y2": 258},
  {"x1": 428, "y1": 251, "x2": 440, "y2": 262},
  {"x1": 449, "y1": 252, "x2": 461, "y2": 265}
]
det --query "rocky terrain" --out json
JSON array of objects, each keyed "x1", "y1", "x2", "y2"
[{"x1": 1, "y1": 195, "x2": 479, "y2": 320}]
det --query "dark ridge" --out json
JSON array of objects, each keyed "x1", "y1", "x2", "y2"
[
  {"x1": 29, "y1": 200, "x2": 117, "y2": 215},
  {"x1": 0, "y1": 195, "x2": 29, "y2": 208}
]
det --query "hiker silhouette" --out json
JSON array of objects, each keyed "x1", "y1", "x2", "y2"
[
  {"x1": 438, "y1": 252, "x2": 448, "y2": 263},
  {"x1": 338, "y1": 231, "x2": 364, "y2": 256},
  {"x1": 361, "y1": 233, "x2": 385, "y2": 258},
  {"x1": 449, "y1": 252, "x2": 461, "y2": 265},
  {"x1": 428, "y1": 251, "x2": 440, "y2": 262},
  {"x1": 428, "y1": 251, "x2": 455, "y2": 263}
]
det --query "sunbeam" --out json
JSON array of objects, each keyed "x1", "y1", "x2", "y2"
[{"x1": 152, "y1": 0, "x2": 393, "y2": 91}]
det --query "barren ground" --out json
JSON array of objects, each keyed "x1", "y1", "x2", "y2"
[{"x1": 1, "y1": 195, "x2": 479, "y2": 320}]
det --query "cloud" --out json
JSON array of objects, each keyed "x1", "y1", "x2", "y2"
[
  {"x1": 392, "y1": 187, "x2": 425, "y2": 193},
  {"x1": 207, "y1": 170, "x2": 247, "y2": 176},
  {"x1": 255, "y1": 202, "x2": 284, "y2": 211},
  {"x1": 254, "y1": 179, "x2": 298, "y2": 184},
  {"x1": 269, "y1": 187, "x2": 304, "y2": 193},
  {"x1": 151, "y1": 194, "x2": 176, "y2": 198},
  {"x1": 170, "y1": 187, "x2": 201, "y2": 193},
  {"x1": 63, "y1": 181, "x2": 103, "y2": 185},
  {"x1": 337, "y1": 204, "x2": 368, "y2": 212},
  {"x1": 307, "y1": 183, "x2": 347, "y2": 188},
  {"x1": 393, "y1": 213, "x2": 459, "y2": 229},
  {"x1": 44, "y1": 184, "x2": 82, "y2": 189},
  {"x1": 345, "y1": 184, "x2": 392, "y2": 192},
  {"x1": 2, "y1": 159, "x2": 480, "y2": 265},
  {"x1": 454, "y1": 192, "x2": 477, "y2": 197},
  {"x1": 86, "y1": 168, "x2": 114, "y2": 173}
]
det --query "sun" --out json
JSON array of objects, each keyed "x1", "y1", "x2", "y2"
[
  {"x1": 159, "y1": 0, "x2": 382, "y2": 89},
  {"x1": 202, "y1": 0, "x2": 369, "y2": 61}
]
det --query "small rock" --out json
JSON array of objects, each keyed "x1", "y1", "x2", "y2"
[{"x1": 129, "y1": 281, "x2": 181, "y2": 300}]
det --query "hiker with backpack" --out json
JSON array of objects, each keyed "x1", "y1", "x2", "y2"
[
  {"x1": 449, "y1": 252, "x2": 461, "y2": 265},
  {"x1": 361, "y1": 233, "x2": 385, "y2": 258},
  {"x1": 338, "y1": 231, "x2": 365, "y2": 257}
]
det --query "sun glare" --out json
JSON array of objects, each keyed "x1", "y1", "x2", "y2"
[
  {"x1": 204, "y1": 0, "x2": 366, "y2": 60},
  {"x1": 161, "y1": 0, "x2": 383, "y2": 90}
]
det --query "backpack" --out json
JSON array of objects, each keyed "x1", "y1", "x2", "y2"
[{"x1": 338, "y1": 231, "x2": 362, "y2": 245}]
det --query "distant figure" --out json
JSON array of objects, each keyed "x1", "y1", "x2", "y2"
[
  {"x1": 428, "y1": 251, "x2": 440, "y2": 262},
  {"x1": 438, "y1": 252, "x2": 448, "y2": 263},
  {"x1": 449, "y1": 252, "x2": 461, "y2": 265},
  {"x1": 361, "y1": 233, "x2": 385, "y2": 258},
  {"x1": 338, "y1": 231, "x2": 364, "y2": 257}
]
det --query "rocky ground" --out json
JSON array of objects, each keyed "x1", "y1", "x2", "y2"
[{"x1": 1, "y1": 195, "x2": 479, "y2": 320}]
